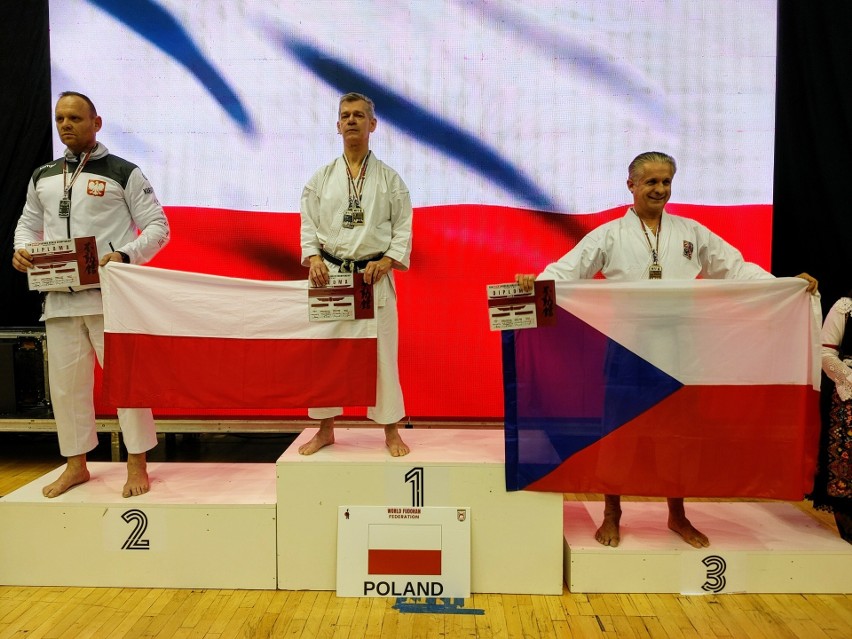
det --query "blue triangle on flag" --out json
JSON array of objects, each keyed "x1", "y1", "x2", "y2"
[
  {"x1": 505, "y1": 306, "x2": 683, "y2": 490},
  {"x1": 597, "y1": 338, "x2": 685, "y2": 437}
]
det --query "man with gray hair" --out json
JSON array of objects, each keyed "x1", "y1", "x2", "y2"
[
  {"x1": 299, "y1": 92, "x2": 413, "y2": 456},
  {"x1": 516, "y1": 151, "x2": 817, "y2": 547}
]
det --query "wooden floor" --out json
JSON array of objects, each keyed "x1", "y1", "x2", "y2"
[{"x1": 1, "y1": 432, "x2": 851, "y2": 639}]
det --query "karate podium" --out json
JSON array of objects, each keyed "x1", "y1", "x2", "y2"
[
  {"x1": 3, "y1": 429, "x2": 849, "y2": 594},
  {"x1": 277, "y1": 427, "x2": 564, "y2": 594},
  {"x1": 564, "y1": 501, "x2": 852, "y2": 593},
  {"x1": 0, "y1": 462, "x2": 277, "y2": 589}
]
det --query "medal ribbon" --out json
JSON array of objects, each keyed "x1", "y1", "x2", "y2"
[
  {"x1": 62, "y1": 144, "x2": 96, "y2": 199},
  {"x1": 638, "y1": 212, "x2": 662, "y2": 273},
  {"x1": 345, "y1": 150, "x2": 370, "y2": 208}
]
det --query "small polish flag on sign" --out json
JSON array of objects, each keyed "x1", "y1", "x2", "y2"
[
  {"x1": 337, "y1": 506, "x2": 470, "y2": 598},
  {"x1": 367, "y1": 524, "x2": 442, "y2": 575}
]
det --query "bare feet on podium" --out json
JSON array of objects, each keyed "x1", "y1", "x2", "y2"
[
  {"x1": 43, "y1": 454, "x2": 90, "y2": 498},
  {"x1": 667, "y1": 497, "x2": 710, "y2": 548},
  {"x1": 385, "y1": 424, "x2": 410, "y2": 457},
  {"x1": 123, "y1": 453, "x2": 150, "y2": 498},
  {"x1": 299, "y1": 418, "x2": 335, "y2": 455},
  {"x1": 668, "y1": 516, "x2": 710, "y2": 547},
  {"x1": 595, "y1": 516, "x2": 621, "y2": 547},
  {"x1": 594, "y1": 494, "x2": 622, "y2": 547}
]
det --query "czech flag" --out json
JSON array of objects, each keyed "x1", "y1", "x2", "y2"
[
  {"x1": 101, "y1": 264, "x2": 377, "y2": 409},
  {"x1": 503, "y1": 279, "x2": 822, "y2": 499}
]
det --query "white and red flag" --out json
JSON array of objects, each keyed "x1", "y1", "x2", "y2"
[
  {"x1": 367, "y1": 524, "x2": 443, "y2": 576},
  {"x1": 101, "y1": 264, "x2": 377, "y2": 409}
]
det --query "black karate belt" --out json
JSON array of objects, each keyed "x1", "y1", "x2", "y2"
[{"x1": 320, "y1": 248, "x2": 384, "y2": 273}]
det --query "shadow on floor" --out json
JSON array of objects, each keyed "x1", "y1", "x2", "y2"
[{"x1": 0, "y1": 431, "x2": 298, "y2": 464}]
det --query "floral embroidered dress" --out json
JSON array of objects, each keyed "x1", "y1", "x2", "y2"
[{"x1": 810, "y1": 296, "x2": 852, "y2": 542}]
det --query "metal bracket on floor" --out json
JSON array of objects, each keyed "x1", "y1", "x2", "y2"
[{"x1": 110, "y1": 432, "x2": 121, "y2": 462}]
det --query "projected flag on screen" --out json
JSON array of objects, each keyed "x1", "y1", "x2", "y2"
[
  {"x1": 503, "y1": 279, "x2": 821, "y2": 499},
  {"x1": 51, "y1": 1, "x2": 779, "y2": 419}
]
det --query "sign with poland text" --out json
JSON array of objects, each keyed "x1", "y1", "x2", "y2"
[{"x1": 336, "y1": 505, "x2": 471, "y2": 598}]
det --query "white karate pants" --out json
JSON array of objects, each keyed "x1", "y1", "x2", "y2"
[
  {"x1": 45, "y1": 315, "x2": 157, "y2": 457},
  {"x1": 308, "y1": 275, "x2": 405, "y2": 424}
]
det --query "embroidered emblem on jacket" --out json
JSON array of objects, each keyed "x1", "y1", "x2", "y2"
[
  {"x1": 87, "y1": 179, "x2": 106, "y2": 197},
  {"x1": 683, "y1": 240, "x2": 694, "y2": 260}
]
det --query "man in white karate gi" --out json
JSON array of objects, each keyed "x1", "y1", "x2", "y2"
[{"x1": 299, "y1": 92, "x2": 413, "y2": 456}]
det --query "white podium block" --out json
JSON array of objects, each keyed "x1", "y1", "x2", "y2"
[
  {"x1": 0, "y1": 462, "x2": 277, "y2": 589},
  {"x1": 564, "y1": 501, "x2": 852, "y2": 593},
  {"x1": 277, "y1": 428, "x2": 563, "y2": 594}
]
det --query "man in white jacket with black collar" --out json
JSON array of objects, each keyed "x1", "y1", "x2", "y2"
[{"x1": 13, "y1": 91, "x2": 170, "y2": 498}]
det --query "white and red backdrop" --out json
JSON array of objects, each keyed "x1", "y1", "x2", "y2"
[{"x1": 50, "y1": 0, "x2": 778, "y2": 419}]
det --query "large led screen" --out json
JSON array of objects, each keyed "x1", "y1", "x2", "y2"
[{"x1": 50, "y1": 0, "x2": 778, "y2": 419}]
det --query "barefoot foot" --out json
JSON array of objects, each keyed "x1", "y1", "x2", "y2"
[
  {"x1": 384, "y1": 425, "x2": 410, "y2": 457},
  {"x1": 667, "y1": 497, "x2": 709, "y2": 547},
  {"x1": 595, "y1": 514, "x2": 621, "y2": 547},
  {"x1": 595, "y1": 495, "x2": 622, "y2": 546},
  {"x1": 299, "y1": 428, "x2": 335, "y2": 455},
  {"x1": 123, "y1": 454, "x2": 150, "y2": 498},
  {"x1": 668, "y1": 516, "x2": 710, "y2": 548},
  {"x1": 43, "y1": 463, "x2": 90, "y2": 498}
]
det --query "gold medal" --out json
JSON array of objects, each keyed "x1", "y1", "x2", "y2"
[{"x1": 637, "y1": 210, "x2": 663, "y2": 280}]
